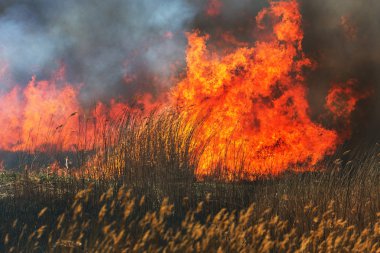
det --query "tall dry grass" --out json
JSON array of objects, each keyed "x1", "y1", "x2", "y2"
[
  {"x1": 2, "y1": 183, "x2": 380, "y2": 252},
  {"x1": 0, "y1": 110, "x2": 379, "y2": 252}
]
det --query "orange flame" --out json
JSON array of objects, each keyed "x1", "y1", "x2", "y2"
[
  {"x1": 0, "y1": 0, "x2": 367, "y2": 179},
  {"x1": 326, "y1": 80, "x2": 366, "y2": 119},
  {"x1": 0, "y1": 65, "x2": 154, "y2": 152},
  {"x1": 173, "y1": 0, "x2": 343, "y2": 178},
  {"x1": 325, "y1": 80, "x2": 369, "y2": 140}
]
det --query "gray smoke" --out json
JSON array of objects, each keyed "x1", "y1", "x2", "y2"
[
  {"x1": 0, "y1": 0, "x2": 197, "y2": 103},
  {"x1": 0, "y1": 0, "x2": 379, "y2": 141}
]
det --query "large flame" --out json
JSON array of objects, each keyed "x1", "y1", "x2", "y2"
[
  {"x1": 0, "y1": 0, "x2": 365, "y2": 178},
  {"x1": 173, "y1": 0, "x2": 343, "y2": 178},
  {"x1": 0, "y1": 66, "x2": 139, "y2": 152}
]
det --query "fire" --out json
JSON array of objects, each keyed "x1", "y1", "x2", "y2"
[
  {"x1": 0, "y1": 0, "x2": 367, "y2": 179},
  {"x1": 0, "y1": 87, "x2": 23, "y2": 149},
  {"x1": 0, "y1": 74, "x2": 82, "y2": 151},
  {"x1": 0, "y1": 66, "x2": 138, "y2": 152},
  {"x1": 326, "y1": 80, "x2": 366, "y2": 119},
  {"x1": 325, "y1": 80, "x2": 369, "y2": 140},
  {"x1": 173, "y1": 0, "x2": 345, "y2": 178}
]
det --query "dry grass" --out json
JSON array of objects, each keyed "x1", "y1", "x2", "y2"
[
  {"x1": 1, "y1": 182, "x2": 380, "y2": 252},
  {"x1": 0, "y1": 110, "x2": 379, "y2": 252}
]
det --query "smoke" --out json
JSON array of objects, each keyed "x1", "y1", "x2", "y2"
[
  {"x1": 0, "y1": 4, "x2": 64, "y2": 84},
  {"x1": 300, "y1": 0, "x2": 380, "y2": 140},
  {"x1": 0, "y1": 0, "x2": 197, "y2": 103},
  {"x1": 0, "y1": 0, "x2": 379, "y2": 140}
]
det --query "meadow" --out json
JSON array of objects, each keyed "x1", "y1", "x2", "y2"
[{"x1": 0, "y1": 111, "x2": 379, "y2": 252}]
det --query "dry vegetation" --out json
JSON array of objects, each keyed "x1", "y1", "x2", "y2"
[{"x1": 0, "y1": 111, "x2": 379, "y2": 252}]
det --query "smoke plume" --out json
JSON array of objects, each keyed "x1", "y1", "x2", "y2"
[
  {"x1": 0, "y1": 0, "x2": 379, "y2": 141},
  {"x1": 0, "y1": 0, "x2": 197, "y2": 104}
]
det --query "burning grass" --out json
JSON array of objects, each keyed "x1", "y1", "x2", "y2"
[
  {"x1": 0, "y1": 0, "x2": 368, "y2": 179},
  {"x1": 0, "y1": 0, "x2": 378, "y2": 251},
  {"x1": 0, "y1": 123, "x2": 379, "y2": 251}
]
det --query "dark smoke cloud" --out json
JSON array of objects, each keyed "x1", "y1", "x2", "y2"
[
  {"x1": 0, "y1": 0, "x2": 379, "y2": 140},
  {"x1": 300, "y1": 0, "x2": 380, "y2": 141}
]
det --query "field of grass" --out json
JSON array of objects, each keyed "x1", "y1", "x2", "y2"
[{"x1": 0, "y1": 111, "x2": 379, "y2": 252}]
